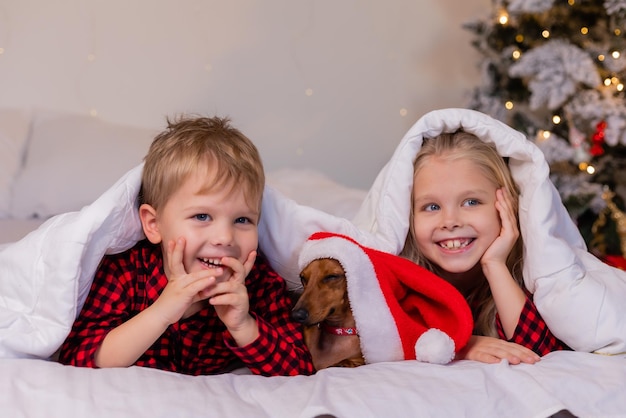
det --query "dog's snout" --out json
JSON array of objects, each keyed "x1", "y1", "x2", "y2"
[{"x1": 291, "y1": 308, "x2": 309, "y2": 323}]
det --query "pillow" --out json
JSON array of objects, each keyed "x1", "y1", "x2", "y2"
[
  {"x1": 10, "y1": 110, "x2": 157, "y2": 219},
  {"x1": 266, "y1": 168, "x2": 367, "y2": 220},
  {"x1": 0, "y1": 108, "x2": 32, "y2": 219}
]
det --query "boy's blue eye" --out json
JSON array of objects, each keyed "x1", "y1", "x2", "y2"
[{"x1": 195, "y1": 214, "x2": 209, "y2": 221}]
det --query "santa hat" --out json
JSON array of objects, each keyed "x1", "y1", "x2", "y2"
[{"x1": 298, "y1": 232, "x2": 474, "y2": 364}]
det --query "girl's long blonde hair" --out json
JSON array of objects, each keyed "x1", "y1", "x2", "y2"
[{"x1": 401, "y1": 130, "x2": 524, "y2": 337}]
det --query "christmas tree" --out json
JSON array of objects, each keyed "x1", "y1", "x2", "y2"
[{"x1": 464, "y1": 0, "x2": 626, "y2": 260}]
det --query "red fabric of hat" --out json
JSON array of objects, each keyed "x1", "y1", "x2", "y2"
[{"x1": 298, "y1": 232, "x2": 473, "y2": 364}]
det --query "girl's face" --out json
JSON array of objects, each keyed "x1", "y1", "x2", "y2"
[{"x1": 411, "y1": 155, "x2": 501, "y2": 279}]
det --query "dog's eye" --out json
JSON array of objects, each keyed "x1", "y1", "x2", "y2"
[
  {"x1": 323, "y1": 274, "x2": 345, "y2": 283},
  {"x1": 299, "y1": 275, "x2": 307, "y2": 286}
]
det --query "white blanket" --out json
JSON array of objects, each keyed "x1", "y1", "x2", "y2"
[
  {"x1": 0, "y1": 164, "x2": 370, "y2": 358},
  {"x1": 0, "y1": 351, "x2": 624, "y2": 418},
  {"x1": 2, "y1": 108, "x2": 626, "y2": 358}
]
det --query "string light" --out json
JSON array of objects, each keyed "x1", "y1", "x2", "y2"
[
  {"x1": 611, "y1": 50, "x2": 621, "y2": 59},
  {"x1": 616, "y1": 29, "x2": 622, "y2": 36},
  {"x1": 512, "y1": 50, "x2": 521, "y2": 59},
  {"x1": 542, "y1": 30, "x2": 550, "y2": 38},
  {"x1": 568, "y1": 0, "x2": 575, "y2": 5},
  {"x1": 515, "y1": 34, "x2": 524, "y2": 43},
  {"x1": 552, "y1": 115, "x2": 561, "y2": 124},
  {"x1": 399, "y1": 108, "x2": 408, "y2": 117},
  {"x1": 498, "y1": 11, "x2": 509, "y2": 25},
  {"x1": 604, "y1": 78, "x2": 612, "y2": 86},
  {"x1": 581, "y1": 27, "x2": 588, "y2": 35},
  {"x1": 505, "y1": 101, "x2": 514, "y2": 110},
  {"x1": 598, "y1": 54, "x2": 606, "y2": 61},
  {"x1": 618, "y1": 83, "x2": 624, "y2": 92},
  {"x1": 586, "y1": 165, "x2": 596, "y2": 174}
]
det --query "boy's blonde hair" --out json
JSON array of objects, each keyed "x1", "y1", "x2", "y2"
[
  {"x1": 140, "y1": 116, "x2": 264, "y2": 212},
  {"x1": 401, "y1": 130, "x2": 524, "y2": 337}
]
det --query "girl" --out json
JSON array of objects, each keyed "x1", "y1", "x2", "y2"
[{"x1": 401, "y1": 130, "x2": 568, "y2": 364}]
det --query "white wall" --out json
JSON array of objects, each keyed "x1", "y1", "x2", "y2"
[{"x1": 0, "y1": 0, "x2": 490, "y2": 189}]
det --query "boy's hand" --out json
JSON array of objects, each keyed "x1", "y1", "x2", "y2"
[
  {"x1": 207, "y1": 250, "x2": 258, "y2": 346},
  {"x1": 152, "y1": 238, "x2": 219, "y2": 326}
]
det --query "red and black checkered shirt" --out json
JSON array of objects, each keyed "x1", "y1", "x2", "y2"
[
  {"x1": 58, "y1": 239, "x2": 314, "y2": 376},
  {"x1": 496, "y1": 294, "x2": 570, "y2": 355}
]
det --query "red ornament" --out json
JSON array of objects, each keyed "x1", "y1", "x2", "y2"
[
  {"x1": 589, "y1": 120, "x2": 606, "y2": 157},
  {"x1": 603, "y1": 255, "x2": 626, "y2": 270}
]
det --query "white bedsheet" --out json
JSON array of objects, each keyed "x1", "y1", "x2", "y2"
[{"x1": 1, "y1": 351, "x2": 624, "y2": 418}]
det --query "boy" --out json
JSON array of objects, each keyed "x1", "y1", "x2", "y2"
[{"x1": 59, "y1": 116, "x2": 314, "y2": 376}]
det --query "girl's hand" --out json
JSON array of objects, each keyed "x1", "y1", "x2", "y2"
[
  {"x1": 481, "y1": 188, "x2": 519, "y2": 269},
  {"x1": 206, "y1": 250, "x2": 258, "y2": 345},
  {"x1": 457, "y1": 335, "x2": 541, "y2": 364},
  {"x1": 152, "y1": 238, "x2": 219, "y2": 326}
]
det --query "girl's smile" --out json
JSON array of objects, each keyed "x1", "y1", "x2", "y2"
[{"x1": 411, "y1": 156, "x2": 501, "y2": 278}]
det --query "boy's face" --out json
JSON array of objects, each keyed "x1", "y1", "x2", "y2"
[{"x1": 147, "y1": 167, "x2": 260, "y2": 282}]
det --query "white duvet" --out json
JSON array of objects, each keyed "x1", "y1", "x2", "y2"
[
  {"x1": 1, "y1": 108, "x2": 626, "y2": 418},
  {"x1": 1, "y1": 107, "x2": 625, "y2": 360}
]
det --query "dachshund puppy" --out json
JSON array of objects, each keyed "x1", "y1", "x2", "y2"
[{"x1": 292, "y1": 258, "x2": 365, "y2": 370}]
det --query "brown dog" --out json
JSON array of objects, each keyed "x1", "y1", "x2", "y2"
[{"x1": 291, "y1": 258, "x2": 365, "y2": 370}]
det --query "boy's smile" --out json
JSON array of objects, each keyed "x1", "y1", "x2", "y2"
[{"x1": 145, "y1": 165, "x2": 259, "y2": 282}]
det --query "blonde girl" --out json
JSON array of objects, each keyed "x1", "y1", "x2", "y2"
[{"x1": 402, "y1": 130, "x2": 568, "y2": 364}]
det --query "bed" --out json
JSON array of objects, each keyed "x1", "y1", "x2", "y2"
[{"x1": 1, "y1": 108, "x2": 625, "y2": 418}]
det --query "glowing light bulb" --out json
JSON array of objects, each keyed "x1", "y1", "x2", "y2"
[
  {"x1": 615, "y1": 29, "x2": 622, "y2": 36},
  {"x1": 498, "y1": 12, "x2": 509, "y2": 25},
  {"x1": 568, "y1": 0, "x2": 575, "y2": 5},
  {"x1": 515, "y1": 34, "x2": 524, "y2": 43},
  {"x1": 586, "y1": 165, "x2": 595, "y2": 174},
  {"x1": 598, "y1": 54, "x2": 605, "y2": 61},
  {"x1": 604, "y1": 78, "x2": 612, "y2": 86},
  {"x1": 505, "y1": 101, "x2": 514, "y2": 110},
  {"x1": 581, "y1": 27, "x2": 588, "y2": 35},
  {"x1": 617, "y1": 83, "x2": 624, "y2": 92},
  {"x1": 611, "y1": 76, "x2": 619, "y2": 84},
  {"x1": 578, "y1": 162, "x2": 588, "y2": 171},
  {"x1": 542, "y1": 30, "x2": 550, "y2": 38},
  {"x1": 512, "y1": 50, "x2": 521, "y2": 59},
  {"x1": 552, "y1": 115, "x2": 561, "y2": 124},
  {"x1": 399, "y1": 108, "x2": 408, "y2": 117},
  {"x1": 612, "y1": 50, "x2": 621, "y2": 59}
]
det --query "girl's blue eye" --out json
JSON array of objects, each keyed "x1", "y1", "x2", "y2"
[
  {"x1": 235, "y1": 217, "x2": 251, "y2": 224},
  {"x1": 424, "y1": 203, "x2": 440, "y2": 212},
  {"x1": 464, "y1": 199, "x2": 480, "y2": 207},
  {"x1": 195, "y1": 214, "x2": 209, "y2": 221}
]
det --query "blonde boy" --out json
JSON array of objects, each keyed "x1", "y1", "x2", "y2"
[{"x1": 60, "y1": 116, "x2": 314, "y2": 376}]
